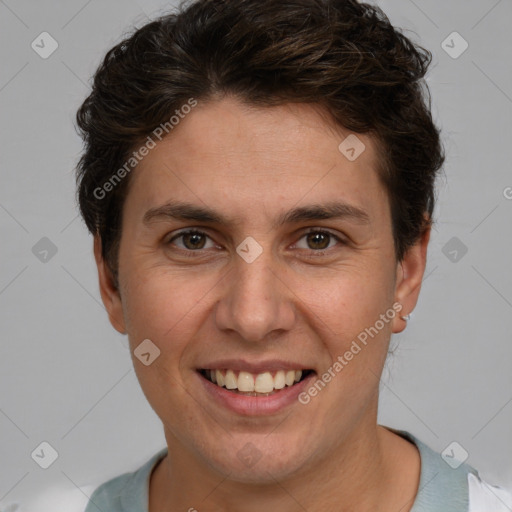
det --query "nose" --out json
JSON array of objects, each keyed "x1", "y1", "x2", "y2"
[{"x1": 214, "y1": 245, "x2": 296, "y2": 343}]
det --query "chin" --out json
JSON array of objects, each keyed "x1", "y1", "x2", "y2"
[{"x1": 196, "y1": 433, "x2": 315, "y2": 483}]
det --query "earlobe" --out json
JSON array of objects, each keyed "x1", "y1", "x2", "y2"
[
  {"x1": 392, "y1": 225, "x2": 431, "y2": 334},
  {"x1": 93, "y1": 236, "x2": 127, "y2": 334}
]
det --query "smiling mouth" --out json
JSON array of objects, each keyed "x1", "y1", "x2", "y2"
[{"x1": 198, "y1": 368, "x2": 314, "y2": 396}]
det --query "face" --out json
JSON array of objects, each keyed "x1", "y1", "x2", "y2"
[{"x1": 96, "y1": 96, "x2": 428, "y2": 483}]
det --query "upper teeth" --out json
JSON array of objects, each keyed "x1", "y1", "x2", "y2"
[{"x1": 207, "y1": 369, "x2": 303, "y2": 392}]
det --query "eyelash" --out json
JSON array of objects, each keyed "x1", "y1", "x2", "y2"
[{"x1": 166, "y1": 228, "x2": 345, "y2": 258}]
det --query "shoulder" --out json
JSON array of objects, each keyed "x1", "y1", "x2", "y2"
[
  {"x1": 13, "y1": 448, "x2": 168, "y2": 512},
  {"x1": 468, "y1": 472, "x2": 512, "y2": 512},
  {"x1": 84, "y1": 471, "x2": 132, "y2": 511},
  {"x1": 12, "y1": 475, "x2": 131, "y2": 512},
  {"x1": 7, "y1": 484, "x2": 98, "y2": 512},
  {"x1": 386, "y1": 427, "x2": 512, "y2": 512},
  {"x1": 83, "y1": 447, "x2": 167, "y2": 511}
]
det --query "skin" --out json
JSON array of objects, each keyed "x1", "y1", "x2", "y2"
[{"x1": 95, "y1": 96, "x2": 429, "y2": 511}]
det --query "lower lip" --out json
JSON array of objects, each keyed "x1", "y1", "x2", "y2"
[{"x1": 197, "y1": 371, "x2": 316, "y2": 416}]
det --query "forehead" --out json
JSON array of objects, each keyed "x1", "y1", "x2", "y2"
[{"x1": 125, "y1": 97, "x2": 388, "y2": 225}]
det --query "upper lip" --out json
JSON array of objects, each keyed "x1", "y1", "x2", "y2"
[{"x1": 197, "y1": 359, "x2": 314, "y2": 374}]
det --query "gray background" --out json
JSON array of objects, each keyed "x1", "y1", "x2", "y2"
[{"x1": 1, "y1": 0, "x2": 511, "y2": 507}]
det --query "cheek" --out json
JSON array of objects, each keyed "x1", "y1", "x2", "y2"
[
  {"x1": 302, "y1": 268, "x2": 396, "y2": 401},
  {"x1": 121, "y1": 267, "x2": 211, "y2": 349},
  {"x1": 307, "y1": 278, "x2": 395, "y2": 409},
  {"x1": 121, "y1": 269, "x2": 211, "y2": 416},
  {"x1": 299, "y1": 265, "x2": 395, "y2": 336}
]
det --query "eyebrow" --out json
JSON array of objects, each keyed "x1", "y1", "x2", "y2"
[{"x1": 142, "y1": 200, "x2": 371, "y2": 229}]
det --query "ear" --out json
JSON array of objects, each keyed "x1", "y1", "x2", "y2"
[
  {"x1": 94, "y1": 235, "x2": 126, "y2": 334},
  {"x1": 392, "y1": 224, "x2": 431, "y2": 334}
]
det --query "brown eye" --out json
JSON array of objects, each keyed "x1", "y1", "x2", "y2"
[
  {"x1": 295, "y1": 229, "x2": 342, "y2": 253},
  {"x1": 306, "y1": 231, "x2": 331, "y2": 250},
  {"x1": 182, "y1": 232, "x2": 206, "y2": 250},
  {"x1": 168, "y1": 230, "x2": 213, "y2": 251}
]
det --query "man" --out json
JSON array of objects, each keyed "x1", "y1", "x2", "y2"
[{"x1": 69, "y1": 0, "x2": 511, "y2": 510}]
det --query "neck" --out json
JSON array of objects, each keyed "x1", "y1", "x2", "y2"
[{"x1": 149, "y1": 420, "x2": 418, "y2": 511}]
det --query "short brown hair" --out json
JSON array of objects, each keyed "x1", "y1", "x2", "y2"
[{"x1": 75, "y1": 0, "x2": 444, "y2": 280}]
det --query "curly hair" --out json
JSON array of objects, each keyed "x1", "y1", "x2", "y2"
[{"x1": 75, "y1": 0, "x2": 444, "y2": 280}]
